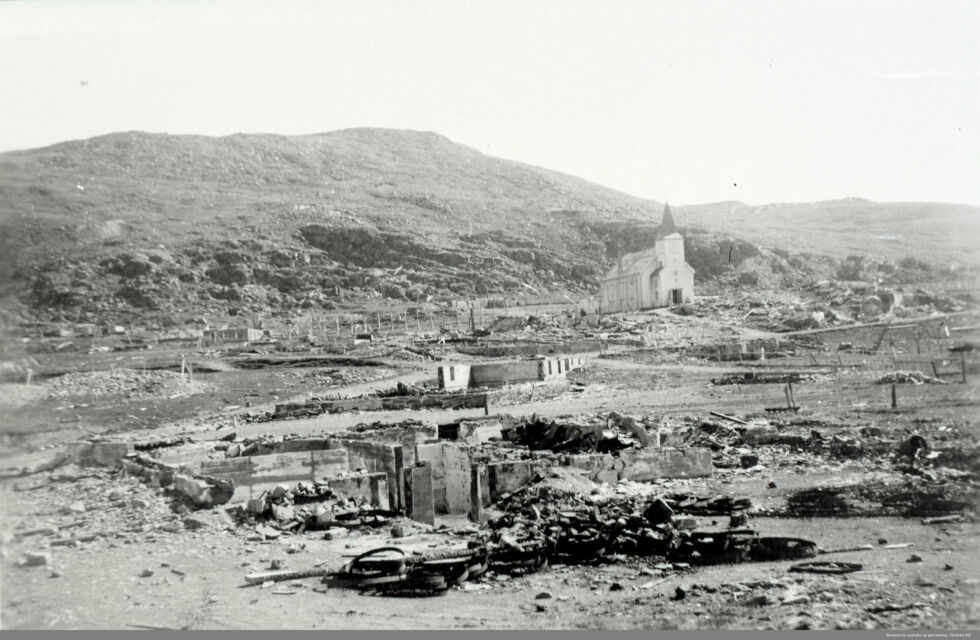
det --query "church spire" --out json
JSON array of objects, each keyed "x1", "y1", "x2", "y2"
[{"x1": 660, "y1": 203, "x2": 677, "y2": 235}]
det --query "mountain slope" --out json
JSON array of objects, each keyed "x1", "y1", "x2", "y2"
[{"x1": 0, "y1": 129, "x2": 976, "y2": 323}]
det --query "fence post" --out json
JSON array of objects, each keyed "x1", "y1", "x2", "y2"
[{"x1": 962, "y1": 352, "x2": 968, "y2": 383}]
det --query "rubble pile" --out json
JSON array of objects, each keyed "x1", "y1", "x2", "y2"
[
  {"x1": 291, "y1": 366, "x2": 397, "y2": 387},
  {"x1": 876, "y1": 371, "x2": 948, "y2": 385},
  {"x1": 482, "y1": 481, "x2": 805, "y2": 569},
  {"x1": 41, "y1": 369, "x2": 212, "y2": 401},
  {"x1": 711, "y1": 371, "x2": 819, "y2": 386},
  {"x1": 784, "y1": 480, "x2": 978, "y2": 518},
  {"x1": 240, "y1": 482, "x2": 398, "y2": 535},
  {"x1": 501, "y1": 412, "x2": 658, "y2": 453},
  {"x1": 373, "y1": 381, "x2": 435, "y2": 398}
]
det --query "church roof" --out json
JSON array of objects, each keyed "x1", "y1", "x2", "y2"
[
  {"x1": 660, "y1": 203, "x2": 677, "y2": 235},
  {"x1": 602, "y1": 247, "x2": 659, "y2": 280}
]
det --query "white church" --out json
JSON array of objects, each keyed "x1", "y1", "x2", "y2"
[{"x1": 598, "y1": 204, "x2": 695, "y2": 313}]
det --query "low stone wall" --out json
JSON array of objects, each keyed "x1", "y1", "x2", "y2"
[
  {"x1": 564, "y1": 448, "x2": 713, "y2": 482},
  {"x1": 487, "y1": 379, "x2": 567, "y2": 407}
]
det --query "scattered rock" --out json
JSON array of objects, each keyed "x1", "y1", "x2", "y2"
[
  {"x1": 271, "y1": 504, "x2": 295, "y2": 522},
  {"x1": 742, "y1": 594, "x2": 773, "y2": 607},
  {"x1": 907, "y1": 554, "x2": 923, "y2": 563},
  {"x1": 535, "y1": 591, "x2": 553, "y2": 600},
  {"x1": 140, "y1": 569, "x2": 154, "y2": 577},
  {"x1": 672, "y1": 586, "x2": 687, "y2": 601},
  {"x1": 271, "y1": 485, "x2": 290, "y2": 499},
  {"x1": 62, "y1": 501, "x2": 86, "y2": 515},
  {"x1": 787, "y1": 617, "x2": 812, "y2": 630},
  {"x1": 23, "y1": 551, "x2": 51, "y2": 567},
  {"x1": 255, "y1": 525, "x2": 280, "y2": 540}
]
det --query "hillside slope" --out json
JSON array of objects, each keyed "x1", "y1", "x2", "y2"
[
  {"x1": 0, "y1": 129, "x2": 976, "y2": 323},
  {"x1": 682, "y1": 198, "x2": 979, "y2": 266}
]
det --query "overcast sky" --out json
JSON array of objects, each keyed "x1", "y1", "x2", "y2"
[{"x1": 1, "y1": 0, "x2": 976, "y2": 206}]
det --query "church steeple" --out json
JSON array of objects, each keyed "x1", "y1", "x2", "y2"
[{"x1": 660, "y1": 203, "x2": 677, "y2": 235}]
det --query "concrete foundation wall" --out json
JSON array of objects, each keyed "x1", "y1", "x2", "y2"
[
  {"x1": 564, "y1": 448, "x2": 713, "y2": 482},
  {"x1": 469, "y1": 361, "x2": 542, "y2": 388},
  {"x1": 436, "y1": 364, "x2": 472, "y2": 391},
  {"x1": 487, "y1": 460, "x2": 538, "y2": 500},
  {"x1": 415, "y1": 443, "x2": 448, "y2": 513},
  {"x1": 403, "y1": 463, "x2": 435, "y2": 525},
  {"x1": 443, "y1": 444, "x2": 473, "y2": 514},
  {"x1": 327, "y1": 439, "x2": 405, "y2": 509},
  {"x1": 620, "y1": 447, "x2": 712, "y2": 480},
  {"x1": 322, "y1": 472, "x2": 390, "y2": 509},
  {"x1": 487, "y1": 380, "x2": 567, "y2": 407},
  {"x1": 199, "y1": 449, "x2": 349, "y2": 502}
]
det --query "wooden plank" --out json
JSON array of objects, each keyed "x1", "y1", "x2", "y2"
[{"x1": 709, "y1": 410, "x2": 748, "y2": 425}]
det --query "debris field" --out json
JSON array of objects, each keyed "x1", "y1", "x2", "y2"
[{"x1": 1, "y1": 294, "x2": 978, "y2": 630}]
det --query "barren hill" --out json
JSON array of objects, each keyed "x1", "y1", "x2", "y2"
[{"x1": 0, "y1": 128, "x2": 976, "y2": 323}]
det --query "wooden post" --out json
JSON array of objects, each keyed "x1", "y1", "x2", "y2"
[
  {"x1": 376, "y1": 312, "x2": 381, "y2": 333},
  {"x1": 784, "y1": 385, "x2": 792, "y2": 409},
  {"x1": 469, "y1": 464, "x2": 484, "y2": 523},
  {"x1": 962, "y1": 351, "x2": 968, "y2": 383},
  {"x1": 788, "y1": 382, "x2": 795, "y2": 409},
  {"x1": 891, "y1": 383, "x2": 897, "y2": 409},
  {"x1": 336, "y1": 316, "x2": 340, "y2": 337},
  {"x1": 469, "y1": 307, "x2": 476, "y2": 333},
  {"x1": 25, "y1": 368, "x2": 32, "y2": 386}
]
